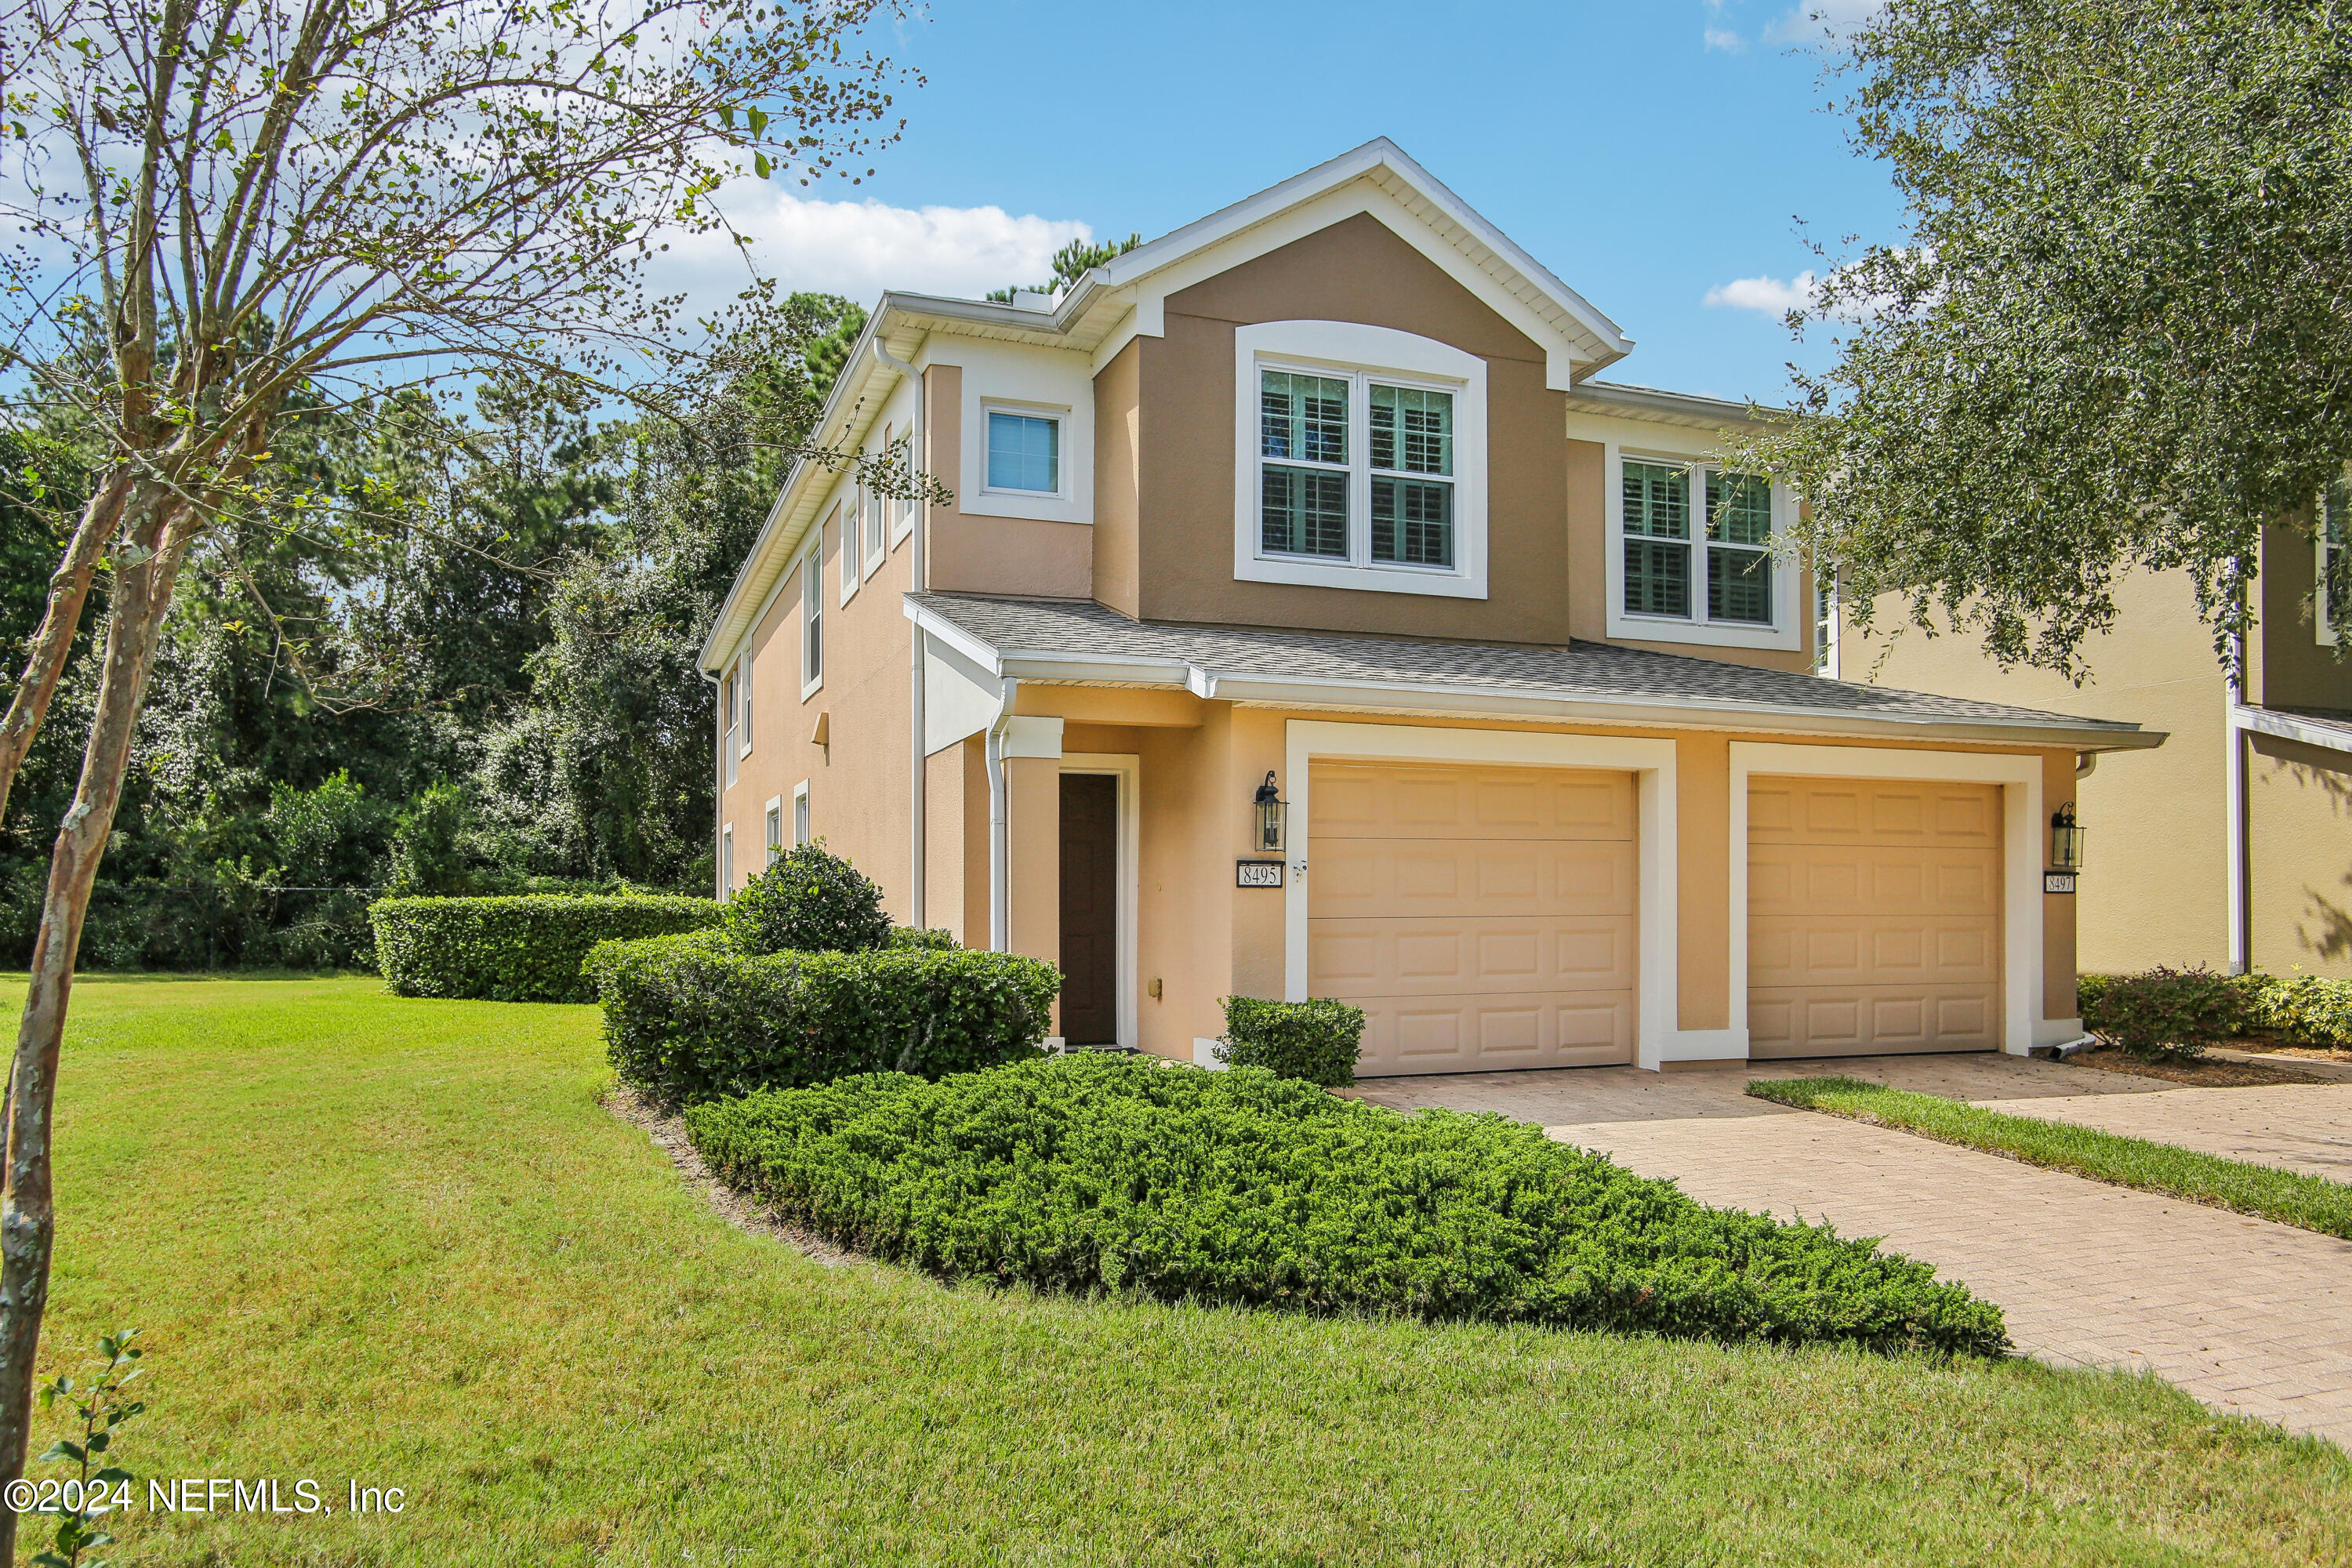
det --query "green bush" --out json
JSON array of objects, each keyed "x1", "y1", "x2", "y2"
[
  {"x1": 886, "y1": 926, "x2": 961, "y2": 953},
  {"x1": 587, "y1": 931, "x2": 1056, "y2": 1104},
  {"x1": 724, "y1": 843, "x2": 891, "y2": 956},
  {"x1": 1217, "y1": 996, "x2": 1365, "y2": 1086},
  {"x1": 2234, "y1": 970, "x2": 2352, "y2": 1048},
  {"x1": 684, "y1": 1054, "x2": 2007, "y2": 1356},
  {"x1": 2080, "y1": 964, "x2": 2246, "y2": 1062},
  {"x1": 370, "y1": 894, "x2": 722, "y2": 1002}
]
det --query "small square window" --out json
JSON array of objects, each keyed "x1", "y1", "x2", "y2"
[{"x1": 985, "y1": 412, "x2": 1060, "y2": 494}]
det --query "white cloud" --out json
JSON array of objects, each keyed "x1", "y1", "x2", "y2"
[
  {"x1": 1704, "y1": 271, "x2": 1820, "y2": 315},
  {"x1": 659, "y1": 180, "x2": 1097, "y2": 317},
  {"x1": 1704, "y1": 26, "x2": 1747, "y2": 52}
]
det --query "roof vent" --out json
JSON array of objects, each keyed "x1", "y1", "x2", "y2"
[{"x1": 1009, "y1": 289, "x2": 1054, "y2": 313}]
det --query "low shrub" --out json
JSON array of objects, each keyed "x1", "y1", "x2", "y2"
[
  {"x1": 724, "y1": 843, "x2": 891, "y2": 956},
  {"x1": 2079, "y1": 964, "x2": 2246, "y2": 1062},
  {"x1": 887, "y1": 926, "x2": 961, "y2": 953},
  {"x1": 371, "y1": 894, "x2": 722, "y2": 1003},
  {"x1": 588, "y1": 931, "x2": 1057, "y2": 1104},
  {"x1": 1217, "y1": 996, "x2": 1365, "y2": 1086},
  {"x1": 685, "y1": 1054, "x2": 2009, "y2": 1357},
  {"x1": 2234, "y1": 970, "x2": 2352, "y2": 1049}
]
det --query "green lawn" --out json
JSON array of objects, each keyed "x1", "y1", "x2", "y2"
[
  {"x1": 13, "y1": 976, "x2": 2347, "y2": 1566},
  {"x1": 1748, "y1": 1076, "x2": 2352, "y2": 1240}
]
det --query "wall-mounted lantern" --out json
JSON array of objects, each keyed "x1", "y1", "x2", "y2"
[
  {"x1": 2049, "y1": 802, "x2": 2086, "y2": 871},
  {"x1": 1253, "y1": 770, "x2": 1288, "y2": 854}
]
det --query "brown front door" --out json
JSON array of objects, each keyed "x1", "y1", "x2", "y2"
[{"x1": 1058, "y1": 772, "x2": 1119, "y2": 1046}]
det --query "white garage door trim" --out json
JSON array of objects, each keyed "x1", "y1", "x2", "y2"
[
  {"x1": 1284, "y1": 722, "x2": 1720, "y2": 1070},
  {"x1": 1728, "y1": 742, "x2": 2065, "y2": 1058}
]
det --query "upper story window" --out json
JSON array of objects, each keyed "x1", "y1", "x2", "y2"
[
  {"x1": 722, "y1": 668, "x2": 739, "y2": 786},
  {"x1": 1606, "y1": 450, "x2": 1799, "y2": 652},
  {"x1": 1232, "y1": 321, "x2": 1488, "y2": 601},
  {"x1": 800, "y1": 543, "x2": 823, "y2": 697},
  {"x1": 985, "y1": 410, "x2": 1061, "y2": 495},
  {"x1": 837, "y1": 498, "x2": 858, "y2": 604},
  {"x1": 2321, "y1": 478, "x2": 2348, "y2": 648}
]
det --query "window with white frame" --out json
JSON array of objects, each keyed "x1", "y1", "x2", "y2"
[
  {"x1": 1813, "y1": 573, "x2": 1839, "y2": 677},
  {"x1": 722, "y1": 668, "x2": 739, "y2": 786},
  {"x1": 893, "y1": 433, "x2": 916, "y2": 543},
  {"x1": 793, "y1": 780, "x2": 810, "y2": 847},
  {"x1": 764, "y1": 800, "x2": 782, "y2": 866},
  {"x1": 1232, "y1": 321, "x2": 1487, "y2": 599},
  {"x1": 800, "y1": 543, "x2": 823, "y2": 695},
  {"x1": 985, "y1": 409, "x2": 1061, "y2": 495},
  {"x1": 720, "y1": 824, "x2": 734, "y2": 899},
  {"x1": 837, "y1": 499, "x2": 858, "y2": 602},
  {"x1": 863, "y1": 430, "x2": 889, "y2": 572},
  {"x1": 739, "y1": 661, "x2": 753, "y2": 753},
  {"x1": 1609, "y1": 452, "x2": 1796, "y2": 648},
  {"x1": 2322, "y1": 477, "x2": 2349, "y2": 648}
]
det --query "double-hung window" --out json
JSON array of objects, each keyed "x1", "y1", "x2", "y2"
[
  {"x1": 863, "y1": 426, "x2": 890, "y2": 572},
  {"x1": 722, "y1": 669, "x2": 739, "y2": 786},
  {"x1": 800, "y1": 543, "x2": 823, "y2": 696},
  {"x1": 1258, "y1": 369, "x2": 1459, "y2": 571},
  {"x1": 764, "y1": 802, "x2": 782, "y2": 866},
  {"x1": 1611, "y1": 455, "x2": 1792, "y2": 647},
  {"x1": 837, "y1": 497, "x2": 858, "y2": 602},
  {"x1": 793, "y1": 781, "x2": 811, "y2": 847},
  {"x1": 2323, "y1": 478, "x2": 2350, "y2": 647}
]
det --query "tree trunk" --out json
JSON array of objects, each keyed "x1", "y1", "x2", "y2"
[
  {"x1": 0, "y1": 498, "x2": 191, "y2": 1562},
  {"x1": 0, "y1": 467, "x2": 147, "y2": 829}
]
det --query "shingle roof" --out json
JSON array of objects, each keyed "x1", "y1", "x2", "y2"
[{"x1": 906, "y1": 592, "x2": 2160, "y2": 746}]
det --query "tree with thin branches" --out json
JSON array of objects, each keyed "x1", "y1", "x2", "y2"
[{"x1": 0, "y1": 0, "x2": 916, "y2": 1541}]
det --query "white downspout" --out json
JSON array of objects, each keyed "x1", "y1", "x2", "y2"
[
  {"x1": 873, "y1": 338, "x2": 926, "y2": 931},
  {"x1": 2226, "y1": 633, "x2": 2250, "y2": 975},
  {"x1": 986, "y1": 677, "x2": 1019, "y2": 953}
]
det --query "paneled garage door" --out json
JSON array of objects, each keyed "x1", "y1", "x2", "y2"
[
  {"x1": 1308, "y1": 761, "x2": 1637, "y2": 1076},
  {"x1": 1748, "y1": 775, "x2": 2002, "y2": 1058}
]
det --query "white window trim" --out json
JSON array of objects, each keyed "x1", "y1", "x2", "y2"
[
  {"x1": 2318, "y1": 485, "x2": 2342, "y2": 648},
  {"x1": 1727, "y1": 743, "x2": 2063, "y2": 1055},
  {"x1": 800, "y1": 545, "x2": 824, "y2": 700},
  {"x1": 1604, "y1": 444, "x2": 1802, "y2": 652},
  {"x1": 720, "y1": 823, "x2": 734, "y2": 901},
  {"x1": 978, "y1": 400, "x2": 1069, "y2": 503},
  {"x1": 836, "y1": 498, "x2": 859, "y2": 608},
  {"x1": 862, "y1": 434, "x2": 889, "y2": 578},
  {"x1": 792, "y1": 779, "x2": 811, "y2": 847},
  {"x1": 890, "y1": 435, "x2": 916, "y2": 548},
  {"x1": 722, "y1": 666, "x2": 739, "y2": 786},
  {"x1": 1813, "y1": 574, "x2": 1840, "y2": 677},
  {"x1": 738, "y1": 660, "x2": 753, "y2": 758},
  {"x1": 1059, "y1": 753, "x2": 1140, "y2": 1051},
  {"x1": 763, "y1": 797, "x2": 783, "y2": 867},
  {"x1": 1232, "y1": 321, "x2": 1488, "y2": 601}
]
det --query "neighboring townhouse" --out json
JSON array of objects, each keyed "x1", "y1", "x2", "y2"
[
  {"x1": 700, "y1": 140, "x2": 2165, "y2": 1076},
  {"x1": 1841, "y1": 514, "x2": 2352, "y2": 980}
]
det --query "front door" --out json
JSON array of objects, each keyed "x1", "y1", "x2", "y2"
[{"x1": 1058, "y1": 772, "x2": 1119, "y2": 1046}]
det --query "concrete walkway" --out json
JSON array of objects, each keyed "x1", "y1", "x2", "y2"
[{"x1": 1350, "y1": 1054, "x2": 2352, "y2": 1448}]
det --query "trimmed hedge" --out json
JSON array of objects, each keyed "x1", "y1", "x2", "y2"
[
  {"x1": 587, "y1": 931, "x2": 1058, "y2": 1104},
  {"x1": 371, "y1": 894, "x2": 723, "y2": 1003},
  {"x1": 724, "y1": 843, "x2": 891, "y2": 956},
  {"x1": 685, "y1": 1053, "x2": 2009, "y2": 1357},
  {"x1": 2080, "y1": 966, "x2": 2352, "y2": 1054},
  {"x1": 1217, "y1": 996, "x2": 1365, "y2": 1085}
]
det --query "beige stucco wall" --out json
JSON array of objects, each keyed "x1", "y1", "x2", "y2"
[
  {"x1": 922, "y1": 362, "x2": 1093, "y2": 601},
  {"x1": 1853, "y1": 570, "x2": 2220, "y2": 973},
  {"x1": 2256, "y1": 510, "x2": 2352, "y2": 714},
  {"x1": 1091, "y1": 339, "x2": 1142, "y2": 619},
  {"x1": 2247, "y1": 731, "x2": 2352, "y2": 976},
  {"x1": 1131, "y1": 212, "x2": 1573, "y2": 641}
]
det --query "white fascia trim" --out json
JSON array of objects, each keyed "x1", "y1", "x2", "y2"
[
  {"x1": 2233, "y1": 704, "x2": 2352, "y2": 754},
  {"x1": 1283, "y1": 720, "x2": 1701, "y2": 1069},
  {"x1": 1096, "y1": 138, "x2": 1630, "y2": 377},
  {"x1": 1232, "y1": 321, "x2": 1488, "y2": 601},
  {"x1": 1728, "y1": 743, "x2": 2049, "y2": 1058}
]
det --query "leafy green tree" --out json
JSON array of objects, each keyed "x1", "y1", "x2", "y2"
[
  {"x1": 986, "y1": 233, "x2": 1145, "y2": 303},
  {"x1": 1744, "y1": 0, "x2": 2352, "y2": 676}
]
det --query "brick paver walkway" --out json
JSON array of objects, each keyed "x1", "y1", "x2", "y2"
[
  {"x1": 1351, "y1": 1055, "x2": 2352, "y2": 1447},
  {"x1": 1969, "y1": 1083, "x2": 2352, "y2": 1183}
]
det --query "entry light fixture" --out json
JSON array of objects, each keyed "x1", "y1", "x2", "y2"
[
  {"x1": 2049, "y1": 802, "x2": 2085, "y2": 871},
  {"x1": 1253, "y1": 771, "x2": 1288, "y2": 855}
]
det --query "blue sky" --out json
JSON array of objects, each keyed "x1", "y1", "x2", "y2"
[{"x1": 684, "y1": 0, "x2": 1897, "y2": 405}]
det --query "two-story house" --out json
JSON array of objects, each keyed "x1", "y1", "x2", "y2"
[
  {"x1": 701, "y1": 140, "x2": 2164, "y2": 1076},
  {"x1": 1842, "y1": 515, "x2": 2352, "y2": 981}
]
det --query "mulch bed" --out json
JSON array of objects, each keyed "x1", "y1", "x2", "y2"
[
  {"x1": 2063, "y1": 1045, "x2": 2328, "y2": 1088},
  {"x1": 603, "y1": 1083, "x2": 858, "y2": 1267}
]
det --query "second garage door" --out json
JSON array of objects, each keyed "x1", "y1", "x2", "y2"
[
  {"x1": 1748, "y1": 775, "x2": 2003, "y2": 1058},
  {"x1": 1308, "y1": 760, "x2": 1637, "y2": 1076}
]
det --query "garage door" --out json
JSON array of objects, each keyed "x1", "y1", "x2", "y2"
[
  {"x1": 1308, "y1": 761, "x2": 1637, "y2": 1076},
  {"x1": 1748, "y1": 775, "x2": 2002, "y2": 1058}
]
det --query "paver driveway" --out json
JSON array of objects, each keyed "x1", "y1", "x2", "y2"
[{"x1": 1350, "y1": 1054, "x2": 2352, "y2": 1447}]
